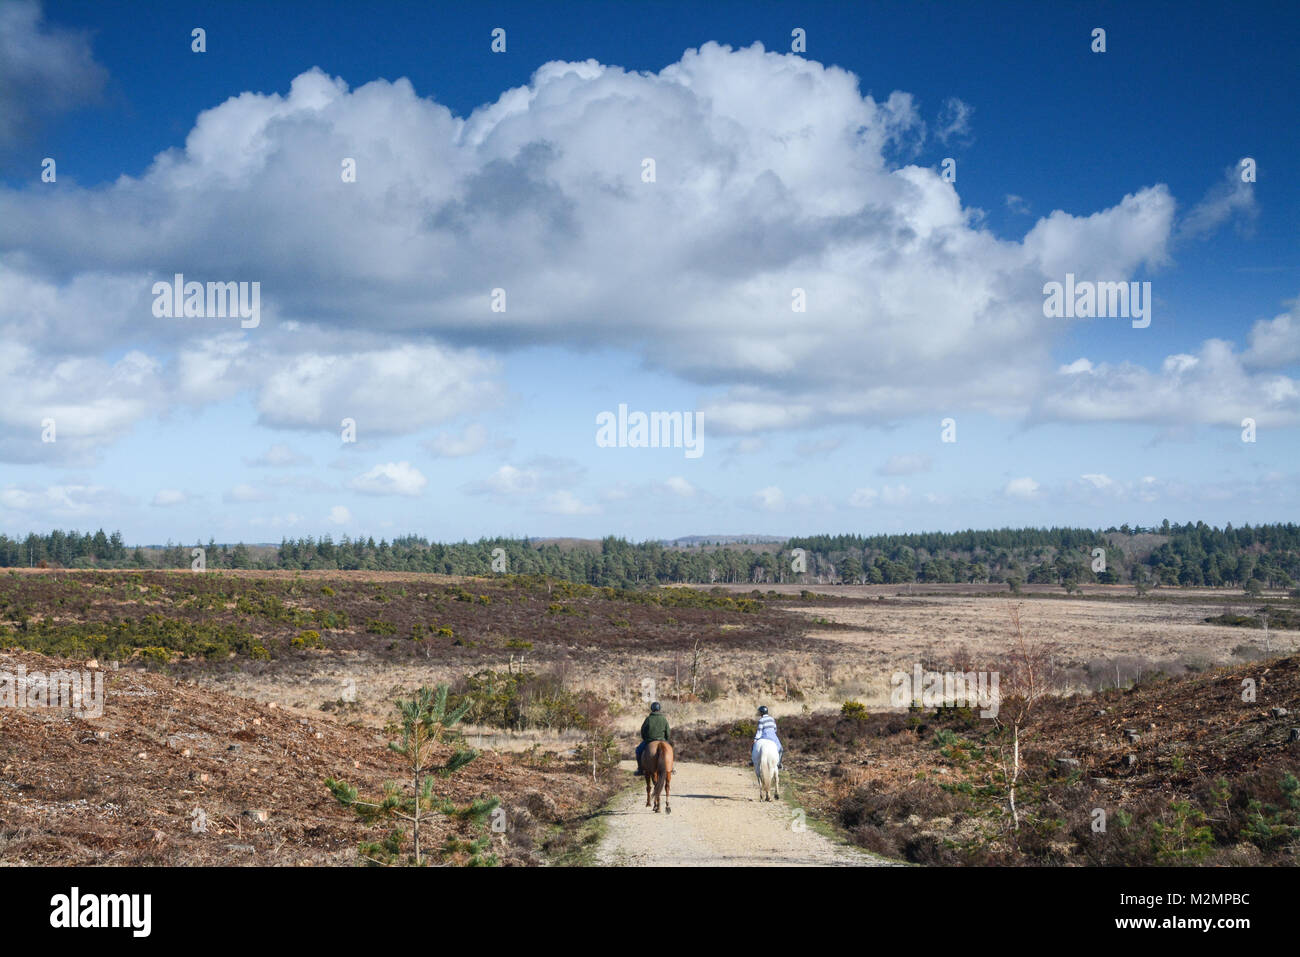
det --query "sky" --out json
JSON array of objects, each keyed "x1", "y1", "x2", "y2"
[{"x1": 0, "y1": 0, "x2": 1297, "y2": 545}]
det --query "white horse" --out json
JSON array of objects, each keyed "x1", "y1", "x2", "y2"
[{"x1": 752, "y1": 738, "x2": 780, "y2": 801}]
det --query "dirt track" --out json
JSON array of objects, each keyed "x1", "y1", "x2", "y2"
[{"x1": 594, "y1": 760, "x2": 896, "y2": 867}]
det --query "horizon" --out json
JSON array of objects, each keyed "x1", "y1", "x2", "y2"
[{"x1": 3, "y1": 518, "x2": 1290, "y2": 553}]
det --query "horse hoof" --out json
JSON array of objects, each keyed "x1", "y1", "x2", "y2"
[{"x1": 665, "y1": 806, "x2": 671, "y2": 814}]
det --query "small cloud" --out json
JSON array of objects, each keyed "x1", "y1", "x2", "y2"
[
  {"x1": 1242, "y1": 298, "x2": 1300, "y2": 370},
  {"x1": 848, "y1": 487, "x2": 878, "y2": 508},
  {"x1": 1004, "y1": 477, "x2": 1040, "y2": 499},
  {"x1": 935, "y1": 96, "x2": 973, "y2": 145},
  {"x1": 328, "y1": 505, "x2": 352, "y2": 524},
  {"x1": 1080, "y1": 473, "x2": 1114, "y2": 489},
  {"x1": 151, "y1": 488, "x2": 190, "y2": 507},
  {"x1": 753, "y1": 486, "x2": 785, "y2": 511},
  {"x1": 1178, "y1": 163, "x2": 1259, "y2": 240},
  {"x1": 661, "y1": 476, "x2": 696, "y2": 498},
  {"x1": 1004, "y1": 194, "x2": 1031, "y2": 215},
  {"x1": 2, "y1": 484, "x2": 127, "y2": 517},
  {"x1": 1059, "y1": 357, "x2": 1094, "y2": 375},
  {"x1": 348, "y1": 461, "x2": 428, "y2": 497},
  {"x1": 880, "y1": 484, "x2": 911, "y2": 505}
]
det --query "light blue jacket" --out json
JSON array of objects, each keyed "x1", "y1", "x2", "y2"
[{"x1": 754, "y1": 714, "x2": 782, "y2": 751}]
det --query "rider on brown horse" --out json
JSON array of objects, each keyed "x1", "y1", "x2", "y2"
[{"x1": 635, "y1": 701, "x2": 671, "y2": 774}]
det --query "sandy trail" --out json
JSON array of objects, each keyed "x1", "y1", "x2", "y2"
[{"x1": 594, "y1": 760, "x2": 897, "y2": 867}]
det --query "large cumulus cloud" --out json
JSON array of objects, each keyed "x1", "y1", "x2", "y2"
[{"x1": 0, "y1": 40, "x2": 1290, "y2": 465}]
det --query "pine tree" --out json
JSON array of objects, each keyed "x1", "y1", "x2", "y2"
[{"x1": 326, "y1": 685, "x2": 500, "y2": 866}]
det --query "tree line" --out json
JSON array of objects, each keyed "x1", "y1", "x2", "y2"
[{"x1": 2, "y1": 521, "x2": 1299, "y2": 590}]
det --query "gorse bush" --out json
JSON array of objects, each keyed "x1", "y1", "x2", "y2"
[
  {"x1": 3, "y1": 616, "x2": 262, "y2": 661},
  {"x1": 446, "y1": 669, "x2": 585, "y2": 732},
  {"x1": 841, "y1": 700, "x2": 869, "y2": 720}
]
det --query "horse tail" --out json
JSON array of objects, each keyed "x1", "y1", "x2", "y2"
[
  {"x1": 653, "y1": 743, "x2": 672, "y2": 801},
  {"x1": 757, "y1": 740, "x2": 778, "y2": 795}
]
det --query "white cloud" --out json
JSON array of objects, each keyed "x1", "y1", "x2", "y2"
[
  {"x1": 256, "y1": 345, "x2": 502, "y2": 434},
  {"x1": 935, "y1": 96, "x2": 973, "y2": 144},
  {"x1": 753, "y1": 486, "x2": 785, "y2": 511},
  {"x1": 1243, "y1": 298, "x2": 1300, "y2": 370},
  {"x1": 348, "y1": 461, "x2": 428, "y2": 497},
  {"x1": 880, "y1": 484, "x2": 911, "y2": 505},
  {"x1": 1040, "y1": 339, "x2": 1299, "y2": 428},
  {"x1": 661, "y1": 476, "x2": 696, "y2": 498},
  {"x1": 328, "y1": 505, "x2": 352, "y2": 524},
  {"x1": 0, "y1": 483, "x2": 126, "y2": 518},
  {"x1": 849, "y1": 484, "x2": 911, "y2": 506},
  {"x1": 0, "y1": 340, "x2": 163, "y2": 464},
  {"x1": 1178, "y1": 163, "x2": 1258, "y2": 240},
  {"x1": 0, "y1": 37, "x2": 1286, "y2": 471},
  {"x1": 1004, "y1": 477, "x2": 1040, "y2": 499},
  {"x1": 848, "y1": 487, "x2": 878, "y2": 508},
  {"x1": 0, "y1": 42, "x2": 1189, "y2": 455},
  {"x1": 151, "y1": 489, "x2": 190, "y2": 507}
]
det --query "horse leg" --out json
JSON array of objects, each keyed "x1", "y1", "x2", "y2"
[
  {"x1": 645, "y1": 768, "x2": 652, "y2": 808},
  {"x1": 664, "y1": 768, "x2": 671, "y2": 814}
]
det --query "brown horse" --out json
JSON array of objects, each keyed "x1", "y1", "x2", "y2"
[{"x1": 641, "y1": 740, "x2": 673, "y2": 813}]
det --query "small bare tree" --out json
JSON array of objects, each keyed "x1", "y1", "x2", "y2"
[
  {"x1": 690, "y1": 637, "x2": 704, "y2": 696},
  {"x1": 575, "y1": 693, "x2": 619, "y2": 782},
  {"x1": 995, "y1": 603, "x2": 1061, "y2": 831}
]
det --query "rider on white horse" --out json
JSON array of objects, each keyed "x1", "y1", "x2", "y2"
[{"x1": 752, "y1": 705, "x2": 783, "y2": 769}]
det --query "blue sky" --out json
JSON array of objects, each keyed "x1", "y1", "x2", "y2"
[{"x1": 0, "y1": 0, "x2": 1297, "y2": 544}]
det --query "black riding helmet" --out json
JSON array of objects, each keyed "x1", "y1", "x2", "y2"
[
  {"x1": 650, "y1": 701, "x2": 662, "y2": 712},
  {"x1": 757, "y1": 705, "x2": 769, "y2": 715}
]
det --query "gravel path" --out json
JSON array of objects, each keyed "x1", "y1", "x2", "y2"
[{"x1": 594, "y1": 760, "x2": 897, "y2": 867}]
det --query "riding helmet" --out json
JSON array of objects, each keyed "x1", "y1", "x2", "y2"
[
  {"x1": 650, "y1": 701, "x2": 661, "y2": 712},
  {"x1": 757, "y1": 705, "x2": 769, "y2": 715}
]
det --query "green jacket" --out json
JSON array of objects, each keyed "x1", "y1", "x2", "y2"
[{"x1": 641, "y1": 712, "x2": 671, "y2": 743}]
